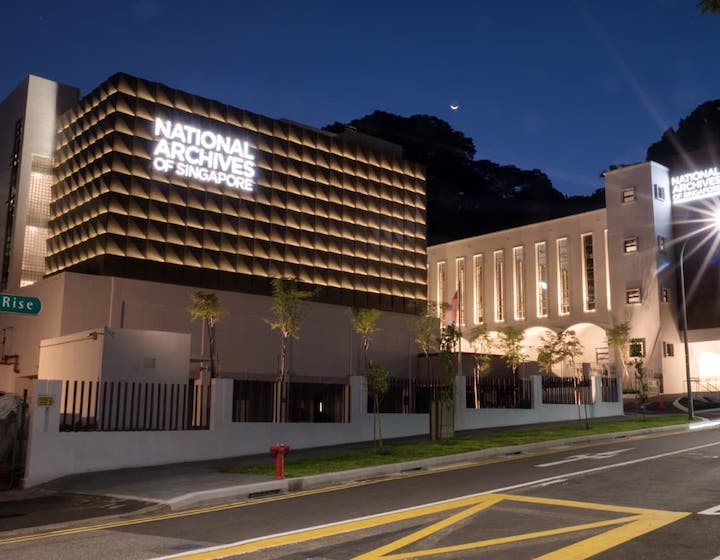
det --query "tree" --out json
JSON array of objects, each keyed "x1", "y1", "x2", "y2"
[
  {"x1": 365, "y1": 361, "x2": 389, "y2": 449},
  {"x1": 646, "y1": 99, "x2": 720, "y2": 164},
  {"x1": 606, "y1": 321, "x2": 631, "y2": 382},
  {"x1": 349, "y1": 307, "x2": 381, "y2": 371},
  {"x1": 438, "y1": 323, "x2": 461, "y2": 401},
  {"x1": 536, "y1": 331, "x2": 562, "y2": 375},
  {"x1": 556, "y1": 330, "x2": 584, "y2": 375},
  {"x1": 698, "y1": 0, "x2": 720, "y2": 14},
  {"x1": 434, "y1": 323, "x2": 460, "y2": 440},
  {"x1": 188, "y1": 291, "x2": 228, "y2": 379},
  {"x1": 266, "y1": 278, "x2": 313, "y2": 422},
  {"x1": 411, "y1": 302, "x2": 440, "y2": 379},
  {"x1": 497, "y1": 326, "x2": 526, "y2": 383},
  {"x1": 633, "y1": 358, "x2": 650, "y2": 420},
  {"x1": 324, "y1": 111, "x2": 601, "y2": 244},
  {"x1": 467, "y1": 325, "x2": 493, "y2": 409}
]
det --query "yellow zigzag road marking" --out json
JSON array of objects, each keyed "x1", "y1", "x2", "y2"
[
  {"x1": 151, "y1": 493, "x2": 690, "y2": 560},
  {"x1": 0, "y1": 429, "x2": 690, "y2": 547}
]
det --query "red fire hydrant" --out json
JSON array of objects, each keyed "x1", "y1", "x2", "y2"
[{"x1": 269, "y1": 443, "x2": 291, "y2": 479}]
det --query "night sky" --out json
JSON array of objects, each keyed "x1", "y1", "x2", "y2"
[{"x1": 2, "y1": 0, "x2": 718, "y2": 196}]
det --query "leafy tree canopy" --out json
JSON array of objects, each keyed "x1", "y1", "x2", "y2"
[
  {"x1": 698, "y1": 0, "x2": 720, "y2": 14},
  {"x1": 325, "y1": 111, "x2": 603, "y2": 243},
  {"x1": 646, "y1": 99, "x2": 720, "y2": 165}
]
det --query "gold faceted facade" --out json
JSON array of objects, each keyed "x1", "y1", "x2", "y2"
[{"x1": 47, "y1": 74, "x2": 427, "y2": 313}]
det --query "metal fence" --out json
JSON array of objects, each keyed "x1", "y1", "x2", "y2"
[
  {"x1": 541, "y1": 376, "x2": 592, "y2": 405},
  {"x1": 465, "y1": 377, "x2": 533, "y2": 409},
  {"x1": 600, "y1": 377, "x2": 620, "y2": 402},
  {"x1": 371, "y1": 377, "x2": 445, "y2": 414},
  {"x1": 232, "y1": 379, "x2": 348, "y2": 423},
  {"x1": 59, "y1": 380, "x2": 211, "y2": 432}
]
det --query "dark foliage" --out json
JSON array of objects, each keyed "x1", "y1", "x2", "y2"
[
  {"x1": 646, "y1": 99, "x2": 720, "y2": 167},
  {"x1": 325, "y1": 111, "x2": 604, "y2": 243}
]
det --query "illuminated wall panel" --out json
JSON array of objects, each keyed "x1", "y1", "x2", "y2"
[{"x1": 48, "y1": 74, "x2": 426, "y2": 313}]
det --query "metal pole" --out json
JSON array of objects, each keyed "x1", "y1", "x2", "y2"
[{"x1": 679, "y1": 239, "x2": 695, "y2": 420}]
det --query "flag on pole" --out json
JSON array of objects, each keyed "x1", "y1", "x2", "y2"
[{"x1": 444, "y1": 290, "x2": 459, "y2": 325}]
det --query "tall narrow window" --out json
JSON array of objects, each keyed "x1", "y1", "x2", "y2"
[
  {"x1": 535, "y1": 242, "x2": 548, "y2": 318},
  {"x1": 513, "y1": 246, "x2": 525, "y2": 320},
  {"x1": 494, "y1": 250, "x2": 504, "y2": 322},
  {"x1": 437, "y1": 261, "x2": 446, "y2": 318},
  {"x1": 557, "y1": 238, "x2": 570, "y2": 315},
  {"x1": 473, "y1": 254, "x2": 484, "y2": 324},
  {"x1": 604, "y1": 229, "x2": 611, "y2": 311},
  {"x1": 456, "y1": 257, "x2": 465, "y2": 326},
  {"x1": 581, "y1": 233, "x2": 596, "y2": 312}
]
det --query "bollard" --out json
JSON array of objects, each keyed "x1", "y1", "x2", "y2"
[{"x1": 269, "y1": 443, "x2": 291, "y2": 479}]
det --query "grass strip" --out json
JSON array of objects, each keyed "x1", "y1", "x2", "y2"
[{"x1": 221, "y1": 415, "x2": 692, "y2": 478}]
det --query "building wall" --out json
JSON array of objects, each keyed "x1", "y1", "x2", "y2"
[
  {"x1": 47, "y1": 73, "x2": 427, "y2": 314},
  {"x1": 604, "y1": 162, "x2": 685, "y2": 393},
  {"x1": 0, "y1": 271, "x2": 419, "y2": 382},
  {"x1": 0, "y1": 76, "x2": 79, "y2": 291},
  {"x1": 427, "y1": 209, "x2": 610, "y2": 366}
]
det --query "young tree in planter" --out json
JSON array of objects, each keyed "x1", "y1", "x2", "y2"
[
  {"x1": 188, "y1": 291, "x2": 228, "y2": 379},
  {"x1": 365, "y1": 361, "x2": 389, "y2": 448},
  {"x1": 557, "y1": 330, "x2": 583, "y2": 374},
  {"x1": 557, "y1": 330, "x2": 587, "y2": 427},
  {"x1": 497, "y1": 326, "x2": 526, "y2": 382},
  {"x1": 266, "y1": 277, "x2": 313, "y2": 422},
  {"x1": 467, "y1": 325, "x2": 492, "y2": 408},
  {"x1": 606, "y1": 321, "x2": 631, "y2": 383},
  {"x1": 349, "y1": 307, "x2": 381, "y2": 371},
  {"x1": 411, "y1": 302, "x2": 440, "y2": 379},
  {"x1": 433, "y1": 323, "x2": 461, "y2": 439},
  {"x1": 633, "y1": 357, "x2": 649, "y2": 420},
  {"x1": 439, "y1": 323, "x2": 461, "y2": 399},
  {"x1": 536, "y1": 331, "x2": 561, "y2": 375}
]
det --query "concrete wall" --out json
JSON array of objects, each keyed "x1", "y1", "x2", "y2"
[
  {"x1": 0, "y1": 272, "x2": 418, "y2": 383},
  {"x1": 23, "y1": 374, "x2": 623, "y2": 487},
  {"x1": 455, "y1": 375, "x2": 623, "y2": 430}
]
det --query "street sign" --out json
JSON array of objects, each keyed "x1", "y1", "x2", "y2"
[{"x1": 0, "y1": 293, "x2": 42, "y2": 315}]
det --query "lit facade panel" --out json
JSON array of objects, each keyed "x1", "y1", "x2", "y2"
[{"x1": 48, "y1": 74, "x2": 427, "y2": 313}]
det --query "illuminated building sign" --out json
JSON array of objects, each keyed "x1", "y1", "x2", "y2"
[
  {"x1": 671, "y1": 166, "x2": 720, "y2": 204},
  {"x1": 152, "y1": 118, "x2": 256, "y2": 191}
]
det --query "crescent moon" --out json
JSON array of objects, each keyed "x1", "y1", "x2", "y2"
[{"x1": 450, "y1": 104, "x2": 459, "y2": 111}]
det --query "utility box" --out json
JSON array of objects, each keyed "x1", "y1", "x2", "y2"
[{"x1": 38, "y1": 327, "x2": 191, "y2": 385}]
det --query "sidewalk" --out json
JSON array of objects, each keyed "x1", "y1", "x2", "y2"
[{"x1": 0, "y1": 414, "x2": 710, "y2": 534}]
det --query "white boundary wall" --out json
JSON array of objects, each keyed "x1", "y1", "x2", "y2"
[{"x1": 24, "y1": 375, "x2": 623, "y2": 487}]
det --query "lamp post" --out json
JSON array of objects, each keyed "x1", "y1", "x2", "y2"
[{"x1": 678, "y1": 239, "x2": 694, "y2": 420}]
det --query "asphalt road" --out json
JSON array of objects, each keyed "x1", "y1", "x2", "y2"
[{"x1": 2, "y1": 425, "x2": 720, "y2": 559}]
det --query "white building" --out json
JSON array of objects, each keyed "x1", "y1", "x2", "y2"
[{"x1": 428, "y1": 157, "x2": 720, "y2": 395}]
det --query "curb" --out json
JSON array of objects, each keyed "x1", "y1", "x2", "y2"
[{"x1": 162, "y1": 422, "x2": 702, "y2": 510}]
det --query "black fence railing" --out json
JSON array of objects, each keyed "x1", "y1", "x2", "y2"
[
  {"x1": 600, "y1": 377, "x2": 620, "y2": 402},
  {"x1": 541, "y1": 376, "x2": 592, "y2": 405},
  {"x1": 369, "y1": 377, "x2": 447, "y2": 414},
  {"x1": 465, "y1": 377, "x2": 533, "y2": 409},
  {"x1": 232, "y1": 380, "x2": 274, "y2": 422},
  {"x1": 59, "y1": 380, "x2": 211, "y2": 432},
  {"x1": 232, "y1": 380, "x2": 348, "y2": 423}
]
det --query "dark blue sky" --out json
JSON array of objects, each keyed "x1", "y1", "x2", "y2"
[{"x1": 3, "y1": 0, "x2": 718, "y2": 196}]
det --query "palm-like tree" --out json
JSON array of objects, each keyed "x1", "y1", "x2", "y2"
[{"x1": 188, "y1": 291, "x2": 228, "y2": 379}]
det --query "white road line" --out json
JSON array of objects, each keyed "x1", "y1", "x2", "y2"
[
  {"x1": 699, "y1": 504, "x2": 720, "y2": 515},
  {"x1": 536, "y1": 448, "x2": 634, "y2": 467},
  {"x1": 149, "y1": 439, "x2": 720, "y2": 560}
]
